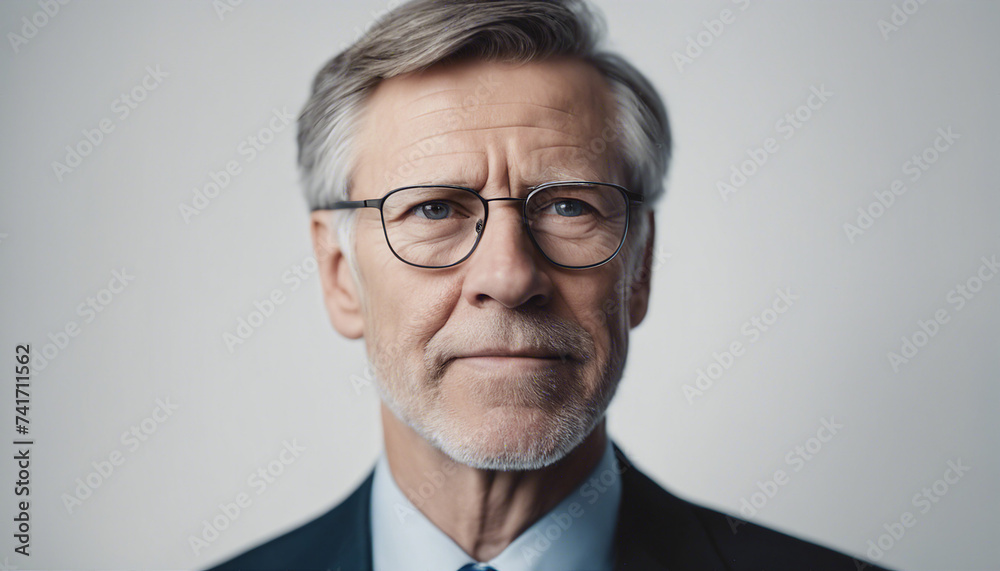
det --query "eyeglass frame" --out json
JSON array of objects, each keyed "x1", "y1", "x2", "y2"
[{"x1": 312, "y1": 180, "x2": 645, "y2": 270}]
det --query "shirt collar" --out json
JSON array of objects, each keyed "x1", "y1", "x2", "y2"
[{"x1": 371, "y1": 438, "x2": 622, "y2": 571}]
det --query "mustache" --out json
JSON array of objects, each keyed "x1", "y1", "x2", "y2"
[{"x1": 424, "y1": 309, "x2": 593, "y2": 372}]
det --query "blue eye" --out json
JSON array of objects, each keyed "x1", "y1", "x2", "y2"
[
  {"x1": 551, "y1": 200, "x2": 586, "y2": 217},
  {"x1": 414, "y1": 202, "x2": 451, "y2": 220}
]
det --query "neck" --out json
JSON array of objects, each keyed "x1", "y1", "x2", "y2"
[{"x1": 380, "y1": 403, "x2": 608, "y2": 561}]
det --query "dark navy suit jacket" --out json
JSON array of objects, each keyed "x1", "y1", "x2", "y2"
[{"x1": 208, "y1": 445, "x2": 890, "y2": 570}]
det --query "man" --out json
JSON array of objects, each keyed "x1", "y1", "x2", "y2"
[{"x1": 210, "y1": 1, "x2": 888, "y2": 569}]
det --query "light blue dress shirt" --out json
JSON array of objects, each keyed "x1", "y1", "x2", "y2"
[{"x1": 371, "y1": 438, "x2": 622, "y2": 571}]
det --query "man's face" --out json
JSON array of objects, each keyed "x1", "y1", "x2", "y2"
[{"x1": 327, "y1": 58, "x2": 652, "y2": 470}]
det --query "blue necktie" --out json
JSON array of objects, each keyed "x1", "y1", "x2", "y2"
[{"x1": 457, "y1": 564, "x2": 498, "y2": 571}]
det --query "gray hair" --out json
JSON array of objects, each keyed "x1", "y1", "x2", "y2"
[{"x1": 298, "y1": 0, "x2": 671, "y2": 272}]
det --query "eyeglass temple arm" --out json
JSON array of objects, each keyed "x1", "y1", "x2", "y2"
[
  {"x1": 624, "y1": 190, "x2": 644, "y2": 204},
  {"x1": 311, "y1": 198, "x2": 384, "y2": 212}
]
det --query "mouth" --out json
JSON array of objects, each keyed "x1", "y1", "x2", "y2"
[{"x1": 448, "y1": 350, "x2": 576, "y2": 370}]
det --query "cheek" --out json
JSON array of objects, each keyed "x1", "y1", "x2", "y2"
[
  {"x1": 558, "y1": 268, "x2": 630, "y2": 361},
  {"x1": 356, "y1": 222, "x2": 414, "y2": 319},
  {"x1": 357, "y1": 251, "x2": 461, "y2": 358}
]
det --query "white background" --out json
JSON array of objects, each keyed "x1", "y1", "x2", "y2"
[{"x1": 1, "y1": 1, "x2": 997, "y2": 569}]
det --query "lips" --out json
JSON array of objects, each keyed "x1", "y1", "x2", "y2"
[
  {"x1": 445, "y1": 348, "x2": 578, "y2": 370},
  {"x1": 423, "y1": 312, "x2": 593, "y2": 376},
  {"x1": 456, "y1": 349, "x2": 570, "y2": 360}
]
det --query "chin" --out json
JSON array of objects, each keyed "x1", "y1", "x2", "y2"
[
  {"x1": 420, "y1": 401, "x2": 603, "y2": 471},
  {"x1": 375, "y1": 353, "x2": 622, "y2": 471}
]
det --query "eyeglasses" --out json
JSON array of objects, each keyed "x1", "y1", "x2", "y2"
[{"x1": 314, "y1": 181, "x2": 644, "y2": 269}]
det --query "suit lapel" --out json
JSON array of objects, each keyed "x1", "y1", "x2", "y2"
[
  {"x1": 612, "y1": 445, "x2": 728, "y2": 570},
  {"x1": 326, "y1": 470, "x2": 375, "y2": 571}
]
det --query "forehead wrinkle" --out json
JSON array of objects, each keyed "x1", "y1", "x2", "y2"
[
  {"x1": 387, "y1": 150, "x2": 488, "y2": 177},
  {"x1": 387, "y1": 121, "x2": 587, "y2": 168},
  {"x1": 408, "y1": 150, "x2": 487, "y2": 159},
  {"x1": 383, "y1": 152, "x2": 489, "y2": 190},
  {"x1": 408, "y1": 101, "x2": 578, "y2": 121},
  {"x1": 384, "y1": 107, "x2": 585, "y2": 167},
  {"x1": 403, "y1": 97, "x2": 585, "y2": 132},
  {"x1": 519, "y1": 146, "x2": 608, "y2": 185},
  {"x1": 400, "y1": 124, "x2": 576, "y2": 153},
  {"x1": 400, "y1": 87, "x2": 476, "y2": 109},
  {"x1": 388, "y1": 95, "x2": 592, "y2": 166}
]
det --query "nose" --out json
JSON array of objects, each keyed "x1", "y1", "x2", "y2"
[{"x1": 461, "y1": 201, "x2": 553, "y2": 309}]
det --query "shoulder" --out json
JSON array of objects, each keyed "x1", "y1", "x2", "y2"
[
  {"x1": 204, "y1": 471, "x2": 374, "y2": 571},
  {"x1": 613, "y1": 446, "x2": 892, "y2": 571}
]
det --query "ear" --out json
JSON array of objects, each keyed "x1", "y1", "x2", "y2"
[
  {"x1": 628, "y1": 211, "x2": 656, "y2": 328},
  {"x1": 310, "y1": 211, "x2": 365, "y2": 339}
]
